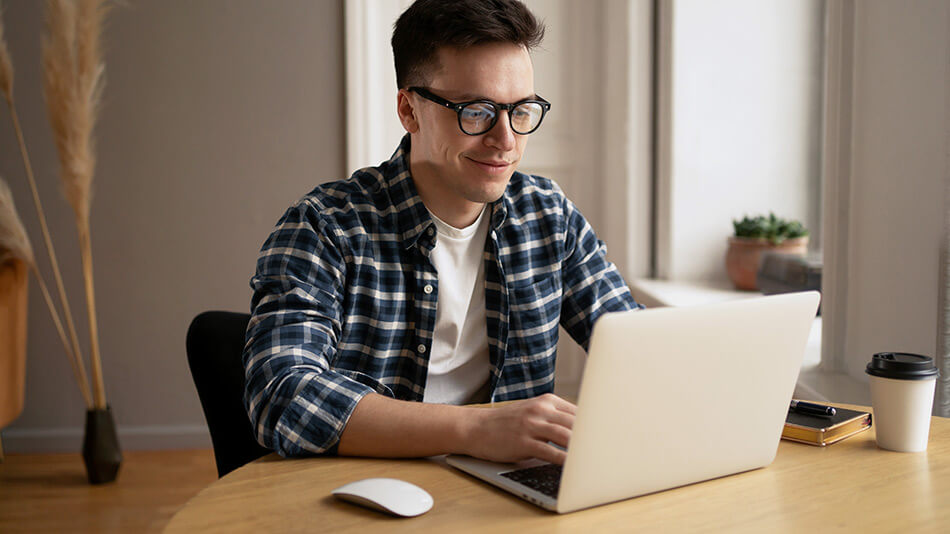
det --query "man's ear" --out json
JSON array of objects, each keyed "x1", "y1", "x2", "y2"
[{"x1": 396, "y1": 89, "x2": 420, "y2": 133}]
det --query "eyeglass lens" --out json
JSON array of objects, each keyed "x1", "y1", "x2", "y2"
[{"x1": 459, "y1": 101, "x2": 545, "y2": 135}]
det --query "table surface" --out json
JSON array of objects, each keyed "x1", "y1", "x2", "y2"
[{"x1": 165, "y1": 406, "x2": 949, "y2": 533}]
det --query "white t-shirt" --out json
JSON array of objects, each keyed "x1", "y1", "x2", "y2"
[{"x1": 422, "y1": 206, "x2": 492, "y2": 405}]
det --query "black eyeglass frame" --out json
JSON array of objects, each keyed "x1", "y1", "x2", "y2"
[{"x1": 409, "y1": 86, "x2": 552, "y2": 136}]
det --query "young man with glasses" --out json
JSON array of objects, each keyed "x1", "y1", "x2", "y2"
[{"x1": 244, "y1": 0, "x2": 643, "y2": 466}]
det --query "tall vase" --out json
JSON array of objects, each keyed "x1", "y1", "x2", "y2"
[{"x1": 82, "y1": 406, "x2": 122, "y2": 484}]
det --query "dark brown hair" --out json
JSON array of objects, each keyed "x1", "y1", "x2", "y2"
[{"x1": 391, "y1": 0, "x2": 545, "y2": 89}]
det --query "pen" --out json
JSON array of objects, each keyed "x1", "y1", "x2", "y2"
[{"x1": 789, "y1": 400, "x2": 836, "y2": 417}]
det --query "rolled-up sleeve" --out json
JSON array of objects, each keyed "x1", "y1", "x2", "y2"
[{"x1": 243, "y1": 202, "x2": 374, "y2": 457}]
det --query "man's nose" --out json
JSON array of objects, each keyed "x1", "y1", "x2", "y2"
[{"x1": 483, "y1": 111, "x2": 516, "y2": 151}]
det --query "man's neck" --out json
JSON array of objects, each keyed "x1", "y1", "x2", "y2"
[{"x1": 409, "y1": 159, "x2": 486, "y2": 229}]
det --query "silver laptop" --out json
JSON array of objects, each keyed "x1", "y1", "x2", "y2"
[{"x1": 446, "y1": 291, "x2": 821, "y2": 513}]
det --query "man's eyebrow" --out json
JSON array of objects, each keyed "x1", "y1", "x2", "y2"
[{"x1": 453, "y1": 92, "x2": 538, "y2": 102}]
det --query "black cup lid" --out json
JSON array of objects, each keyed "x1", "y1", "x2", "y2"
[{"x1": 866, "y1": 352, "x2": 938, "y2": 380}]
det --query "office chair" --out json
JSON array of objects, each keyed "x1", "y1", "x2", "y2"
[{"x1": 186, "y1": 311, "x2": 270, "y2": 477}]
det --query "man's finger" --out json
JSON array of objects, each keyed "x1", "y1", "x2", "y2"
[
  {"x1": 550, "y1": 395, "x2": 577, "y2": 415},
  {"x1": 530, "y1": 440, "x2": 568, "y2": 465},
  {"x1": 547, "y1": 409, "x2": 574, "y2": 430},
  {"x1": 537, "y1": 422, "x2": 571, "y2": 449}
]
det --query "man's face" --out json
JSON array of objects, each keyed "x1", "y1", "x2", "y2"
[{"x1": 401, "y1": 42, "x2": 535, "y2": 215}]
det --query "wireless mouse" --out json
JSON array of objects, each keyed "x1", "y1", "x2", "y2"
[{"x1": 331, "y1": 477, "x2": 434, "y2": 517}]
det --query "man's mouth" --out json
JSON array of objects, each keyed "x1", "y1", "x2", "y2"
[{"x1": 466, "y1": 157, "x2": 512, "y2": 174}]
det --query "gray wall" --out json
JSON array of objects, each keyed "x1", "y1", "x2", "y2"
[
  {"x1": 837, "y1": 0, "x2": 948, "y2": 385},
  {"x1": 0, "y1": 0, "x2": 345, "y2": 452}
]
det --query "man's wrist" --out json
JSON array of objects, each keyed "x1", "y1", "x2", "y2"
[{"x1": 452, "y1": 405, "x2": 484, "y2": 457}]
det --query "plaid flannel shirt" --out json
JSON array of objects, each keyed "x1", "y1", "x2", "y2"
[{"x1": 244, "y1": 135, "x2": 642, "y2": 456}]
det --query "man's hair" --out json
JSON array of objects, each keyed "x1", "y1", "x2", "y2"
[{"x1": 391, "y1": 0, "x2": 545, "y2": 89}]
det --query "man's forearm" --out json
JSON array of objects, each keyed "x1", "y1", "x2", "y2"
[
  {"x1": 337, "y1": 393, "x2": 477, "y2": 457},
  {"x1": 336, "y1": 392, "x2": 575, "y2": 465}
]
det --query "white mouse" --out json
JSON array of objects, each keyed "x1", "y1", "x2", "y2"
[{"x1": 331, "y1": 477, "x2": 434, "y2": 517}]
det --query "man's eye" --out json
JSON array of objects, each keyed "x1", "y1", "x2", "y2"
[{"x1": 461, "y1": 105, "x2": 494, "y2": 121}]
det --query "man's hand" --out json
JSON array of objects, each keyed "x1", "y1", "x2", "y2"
[{"x1": 461, "y1": 393, "x2": 576, "y2": 465}]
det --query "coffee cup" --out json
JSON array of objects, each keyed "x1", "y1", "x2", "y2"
[{"x1": 865, "y1": 352, "x2": 938, "y2": 452}]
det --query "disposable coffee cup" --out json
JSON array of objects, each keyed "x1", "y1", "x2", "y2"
[{"x1": 866, "y1": 352, "x2": 938, "y2": 452}]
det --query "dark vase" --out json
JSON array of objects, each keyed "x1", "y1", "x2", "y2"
[{"x1": 82, "y1": 406, "x2": 122, "y2": 484}]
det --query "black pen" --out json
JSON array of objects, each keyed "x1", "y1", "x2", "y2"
[{"x1": 789, "y1": 400, "x2": 836, "y2": 417}]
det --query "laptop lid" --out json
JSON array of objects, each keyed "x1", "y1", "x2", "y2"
[{"x1": 555, "y1": 291, "x2": 820, "y2": 512}]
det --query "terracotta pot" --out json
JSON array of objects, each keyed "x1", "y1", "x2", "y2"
[{"x1": 725, "y1": 236, "x2": 808, "y2": 291}]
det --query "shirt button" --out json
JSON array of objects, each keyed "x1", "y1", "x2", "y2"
[
  {"x1": 417, "y1": 344, "x2": 427, "y2": 354},
  {"x1": 423, "y1": 284, "x2": 433, "y2": 294}
]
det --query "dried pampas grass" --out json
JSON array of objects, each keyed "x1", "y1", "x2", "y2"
[
  {"x1": 0, "y1": 0, "x2": 94, "y2": 408},
  {"x1": 43, "y1": 0, "x2": 106, "y2": 227},
  {"x1": 0, "y1": 0, "x2": 116, "y2": 412},
  {"x1": 43, "y1": 0, "x2": 110, "y2": 409}
]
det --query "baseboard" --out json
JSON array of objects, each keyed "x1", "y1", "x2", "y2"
[{"x1": 0, "y1": 424, "x2": 212, "y2": 454}]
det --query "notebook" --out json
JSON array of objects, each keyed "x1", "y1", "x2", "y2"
[
  {"x1": 446, "y1": 291, "x2": 821, "y2": 513},
  {"x1": 783, "y1": 404, "x2": 872, "y2": 446}
]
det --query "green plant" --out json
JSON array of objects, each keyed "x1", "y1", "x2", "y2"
[{"x1": 732, "y1": 212, "x2": 809, "y2": 245}]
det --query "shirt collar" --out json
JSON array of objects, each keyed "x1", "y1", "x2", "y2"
[{"x1": 381, "y1": 135, "x2": 434, "y2": 250}]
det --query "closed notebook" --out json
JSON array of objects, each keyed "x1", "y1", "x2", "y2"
[{"x1": 782, "y1": 405, "x2": 872, "y2": 446}]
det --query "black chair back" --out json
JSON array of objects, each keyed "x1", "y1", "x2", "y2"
[{"x1": 186, "y1": 311, "x2": 270, "y2": 477}]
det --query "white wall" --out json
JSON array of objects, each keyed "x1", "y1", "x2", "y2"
[
  {"x1": 601, "y1": 0, "x2": 655, "y2": 284},
  {"x1": 0, "y1": 0, "x2": 345, "y2": 452},
  {"x1": 657, "y1": 0, "x2": 825, "y2": 282},
  {"x1": 825, "y1": 0, "x2": 948, "y2": 392},
  {"x1": 345, "y1": 0, "x2": 412, "y2": 172}
]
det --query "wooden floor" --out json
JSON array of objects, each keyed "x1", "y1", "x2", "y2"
[{"x1": 0, "y1": 449, "x2": 218, "y2": 533}]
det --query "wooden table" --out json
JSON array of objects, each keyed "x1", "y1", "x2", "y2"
[{"x1": 165, "y1": 407, "x2": 949, "y2": 532}]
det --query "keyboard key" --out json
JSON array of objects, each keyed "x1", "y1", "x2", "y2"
[{"x1": 500, "y1": 463, "x2": 563, "y2": 499}]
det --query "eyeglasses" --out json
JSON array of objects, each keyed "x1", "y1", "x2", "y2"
[{"x1": 409, "y1": 87, "x2": 551, "y2": 136}]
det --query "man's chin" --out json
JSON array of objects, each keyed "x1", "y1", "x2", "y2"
[
  {"x1": 462, "y1": 191, "x2": 505, "y2": 205},
  {"x1": 465, "y1": 177, "x2": 514, "y2": 204}
]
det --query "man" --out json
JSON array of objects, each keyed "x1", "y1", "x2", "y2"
[{"x1": 244, "y1": 0, "x2": 642, "y2": 467}]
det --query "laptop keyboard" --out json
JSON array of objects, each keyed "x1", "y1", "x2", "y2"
[{"x1": 500, "y1": 463, "x2": 563, "y2": 499}]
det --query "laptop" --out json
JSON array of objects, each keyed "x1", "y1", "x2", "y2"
[{"x1": 446, "y1": 291, "x2": 821, "y2": 513}]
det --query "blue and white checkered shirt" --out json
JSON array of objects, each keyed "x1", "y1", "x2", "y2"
[{"x1": 244, "y1": 135, "x2": 642, "y2": 456}]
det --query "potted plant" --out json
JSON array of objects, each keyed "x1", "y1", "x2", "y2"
[{"x1": 726, "y1": 213, "x2": 809, "y2": 290}]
